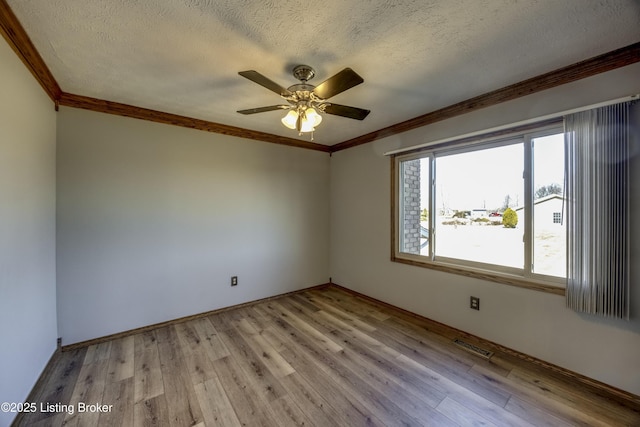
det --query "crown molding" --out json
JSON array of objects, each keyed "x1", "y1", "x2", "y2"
[
  {"x1": 58, "y1": 93, "x2": 331, "y2": 152},
  {"x1": 0, "y1": 0, "x2": 61, "y2": 102},
  {"x1": 330, "y1": 41, "x2": 640, "y2": 153}
]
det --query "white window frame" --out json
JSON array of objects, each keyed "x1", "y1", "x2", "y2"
[{"x1": 392, "y1": 124, "x2": 566, "y2": 294}]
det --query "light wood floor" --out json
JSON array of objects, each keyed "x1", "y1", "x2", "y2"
[{"x1": 16, "y1": 286, "x2": 640, "y2": 426}]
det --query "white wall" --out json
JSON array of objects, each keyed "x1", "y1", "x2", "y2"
[
  {"x1": 0, "y1": 38, "x2": 58, "y2": 426},
  {"x1": 56, "y1": 108, "x2": 330, "y2": 344},
  {"x1": 330, "y1": 63, "x2": 640, "y2": 395}
]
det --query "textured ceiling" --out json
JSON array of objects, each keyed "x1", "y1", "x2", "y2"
[{"x1": 7, "y1": 0, "x2": 640, "y2": 145}]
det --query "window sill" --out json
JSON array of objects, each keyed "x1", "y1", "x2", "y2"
[{"x1": 391, "y1": 255, "x2": 566, "y2": 296}]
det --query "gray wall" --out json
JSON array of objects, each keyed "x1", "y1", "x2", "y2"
[
  {"x1": 330, "y1": 63, "x2": 640, "y2": 395},
  {"x1": 0, "y1": 38, "x2": 58, "y2": 426},
  {"x1": 56, "y1": 108, "x2": 330, "y2": 344}
]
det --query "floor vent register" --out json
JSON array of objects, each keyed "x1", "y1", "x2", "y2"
[{"x1": 453, "y1": 338, "x2": 494, "y2": 360}]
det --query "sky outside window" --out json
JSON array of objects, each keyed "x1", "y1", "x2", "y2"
[{"x1": 436, "y1": 143, "x2": 523, "y2": 213}]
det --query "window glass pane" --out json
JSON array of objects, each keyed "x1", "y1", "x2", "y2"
[
  {"x1": 532, "y1": 133, "x2": 566, "y2": 277},
  {"x1": 435, "y1": 143, "x2": 524, "y2": 268},
  {"x1": 400, "y1": 158, "x2": 429, "y2": 255}
]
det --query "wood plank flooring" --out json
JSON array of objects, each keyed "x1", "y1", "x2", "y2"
[{"x1": 14, "y1": 286, "x2": 640, "y2": 426}]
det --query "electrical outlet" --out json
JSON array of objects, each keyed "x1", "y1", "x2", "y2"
[
  {"x1": 470, "y1": 296, "x2": 480, "y2": 310},
  {"x1": 231, "y1": 276, "x2": 238, "y2": 286}
]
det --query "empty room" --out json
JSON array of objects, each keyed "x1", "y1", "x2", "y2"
[{"x1": 1, "y1": 1, "x2": 639, "y2": 426}]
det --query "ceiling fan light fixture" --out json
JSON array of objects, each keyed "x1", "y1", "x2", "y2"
[
  {"x1": 281, "y1": 110, "x2": 298, "y2": 129},
  {"x1": 281, "y1": 107, "x2": 323, "y2": 133},
  {"x1": 297, "y1": 107, "x2": 321, "y2": 133},
  {"x1": 299, "y1": 118, "x2": 316, "y2": 133},
  {"x1": 305, "y1": 107, "x2": 322, "y2": 127}
]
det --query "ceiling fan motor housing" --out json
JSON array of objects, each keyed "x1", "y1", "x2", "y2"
[{"x1": 287, "y1": 83, "x2": 316, "y2": 94}]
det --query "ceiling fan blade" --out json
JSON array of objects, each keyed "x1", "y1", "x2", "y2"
[
  {"x1": 323, "y1": 103, "x2": 370, "y2": 120},
  {"x1": 313, "y1": 68, "x2": 364, "y2": 99},
  {"x1": 237, "y1": 105, "x2": 290, "y2": 115},
  {"x1": 238, "y1": 70, "x2": 292, "y2": 97}
]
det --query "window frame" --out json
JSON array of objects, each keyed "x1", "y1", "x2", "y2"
[{"x1": 391, "y1": 123, "x2": 566, "y2": 295}]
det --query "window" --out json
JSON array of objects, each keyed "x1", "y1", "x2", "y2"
[{"x1": 393, "y1": 125, "x2": 566, "y2": 291}]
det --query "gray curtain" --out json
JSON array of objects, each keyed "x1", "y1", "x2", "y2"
[{"x1": 564, "y1": 102, "x2": 631, "y2": 319}]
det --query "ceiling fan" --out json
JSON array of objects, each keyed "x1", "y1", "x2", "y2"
[{"x1": 237, "y1": 65, "x2": 370, "y2": 139}]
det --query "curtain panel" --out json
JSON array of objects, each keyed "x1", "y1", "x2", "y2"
[{"x1": 565, "y1": 102, "x2": 632, "y2": 319}]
